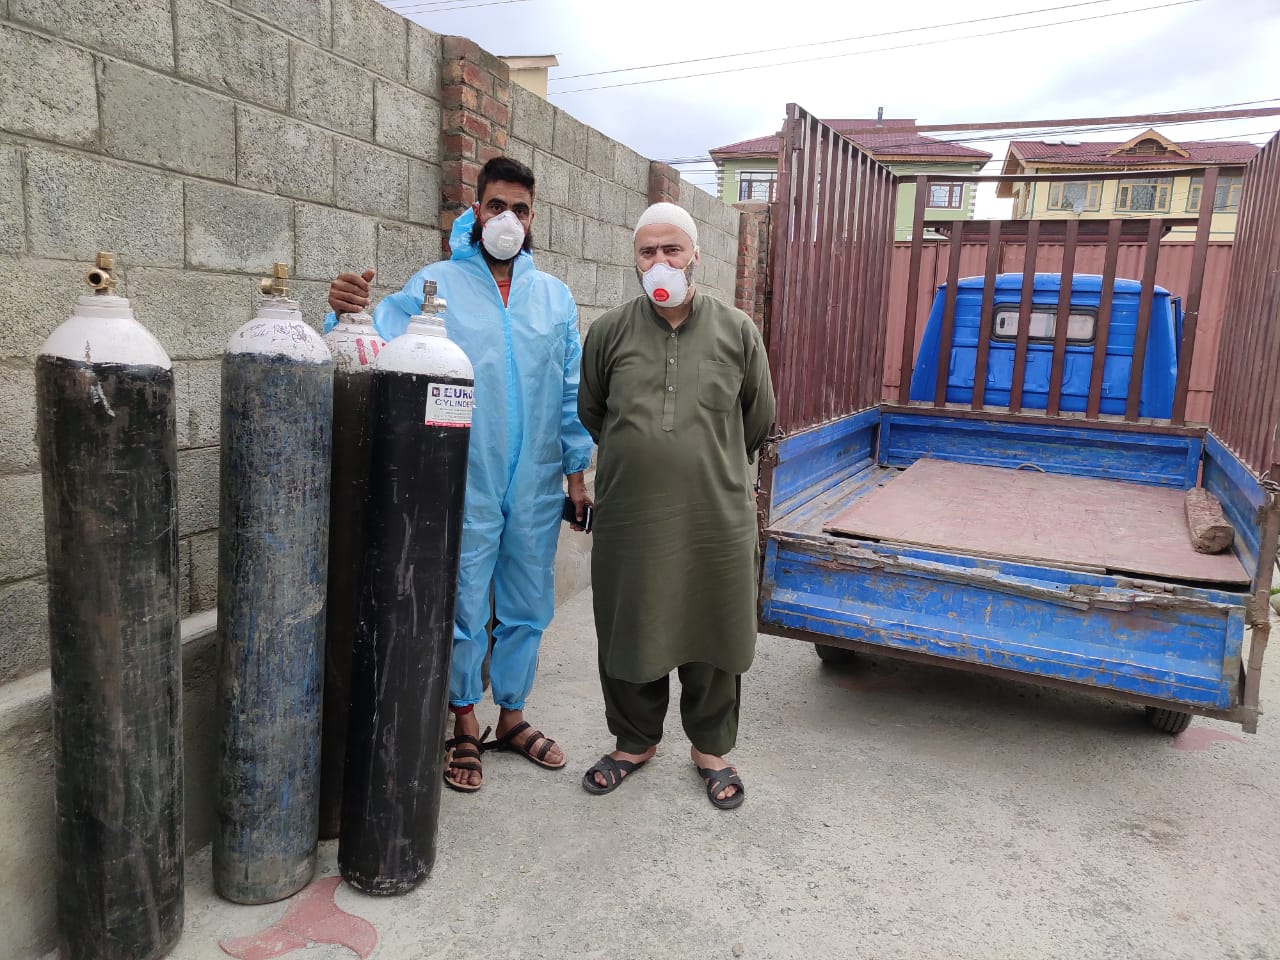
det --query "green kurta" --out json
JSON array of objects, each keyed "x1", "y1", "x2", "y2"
[{"x1": 579, "y1": 292, "x2": 776, "y2": 682}]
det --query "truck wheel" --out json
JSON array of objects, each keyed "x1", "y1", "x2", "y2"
[
  {"x1": 815, "y1": 644, "x2": 857, "y2": 665},
  {"x1": 1145, "y1": 706, "x2": 1192, "y2": 734}
]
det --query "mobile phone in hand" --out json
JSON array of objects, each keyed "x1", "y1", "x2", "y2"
[{"x1": 562, "y1": 495, "x2": 593, "y2": 533}]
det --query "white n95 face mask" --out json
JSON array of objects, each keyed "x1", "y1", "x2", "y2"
[
  {"x1": 481, "y1": 210, "x2": 525, "y2": 260},
  {"x1": 640, "y1": 260, "x2": 693, "y2": 307}
]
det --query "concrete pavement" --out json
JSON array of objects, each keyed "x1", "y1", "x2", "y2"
[{"x1": 50, "y1": 589, "x2": 1280, "y2": 960}]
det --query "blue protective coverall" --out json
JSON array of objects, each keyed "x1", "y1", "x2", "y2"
[{"x1": 325, "y1": 209, "x2": 594, "y2": 709}]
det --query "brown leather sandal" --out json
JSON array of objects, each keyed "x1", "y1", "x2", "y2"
[
  {"x1": 443, "y1": 725, "x2": 491, "y2": 793},
  {"x1": 483, "y1": 721, "x2": 567, "y2": 770}
]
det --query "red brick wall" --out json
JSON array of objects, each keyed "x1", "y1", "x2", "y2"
[
  {"x1": 440, "y1": 36, "x2": 511, "y2": 256},
  {"x1": 440, "y1": 38, "x2": 757, "y2": 315},
  {"x1": 648, "y1": 161, "x2": 681, "y2": 205},
  {"x1": 733, "y1": 202, "x2": 770, "y2": 330}
]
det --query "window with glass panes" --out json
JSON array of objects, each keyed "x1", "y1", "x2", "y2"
[
  {"x1": 737, "y1": 170, "x2": 778, "y2": 202},
  {"x1": 1046, "y1": 181, "x2": 1102, "y2": 212},
  {"x1": 926, "y1": 182, "x2": 964, "y2": 209},
  {"x1": 1115, "y1": 177, "x2": 1172, "y2": 212},
  {"x1": 1187, "y1": 175, "x2": 1243, "y2": 212}
]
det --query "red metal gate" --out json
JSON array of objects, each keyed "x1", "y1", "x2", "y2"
[{"x1": 765, "y1": 104, "x2": 897, "y2": 434}]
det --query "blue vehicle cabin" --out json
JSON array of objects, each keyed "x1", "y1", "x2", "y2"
[{"x1": 909, "y1": 273, "x2": 1182, "y2": 418}]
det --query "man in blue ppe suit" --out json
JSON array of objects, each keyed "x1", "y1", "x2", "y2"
[{"x1": 327, "y1": 156, "x2": 594, "y2": 792}]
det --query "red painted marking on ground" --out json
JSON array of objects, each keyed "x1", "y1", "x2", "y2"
[
  {"x1": 1171, "y1": 727, "x2": 1245, "y2": 751},
  {"x1": 219, "y1": 877, "x2": 378, "y2": 960}
]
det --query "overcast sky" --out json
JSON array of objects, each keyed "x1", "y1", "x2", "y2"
[{"x1": 386, "y1": 0, "x2": 1280, "y2": 215}]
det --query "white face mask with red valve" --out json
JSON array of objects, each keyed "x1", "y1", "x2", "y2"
[
  {"x1": 639, "y1": 259, "x2": 694, "y2": 307},
  {"x1": 481, "y1": 210, "x2": 525, "y2": 260}
]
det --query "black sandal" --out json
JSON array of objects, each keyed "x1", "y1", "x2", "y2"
[
  {"x1": 483, "y1": 720, "x2": 567, "y2": 770},
  {"x1": 696, "y1": 764, "x2": 745, "y2": 810},
  {"x1": 582, "y1": 754, "x2": 647, "y2": 795},
  {"x1": 443, "y1": 725, "x2": 491, "y2": 793}
]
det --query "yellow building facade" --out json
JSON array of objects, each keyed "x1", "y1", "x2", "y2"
[{"x1": 999, "y1": 130, "x2": 1256, "y2": 241}]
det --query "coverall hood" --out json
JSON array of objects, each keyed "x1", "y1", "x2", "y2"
[{"x1": 448, "y1": 207, "x2": 532, "y2": 267}]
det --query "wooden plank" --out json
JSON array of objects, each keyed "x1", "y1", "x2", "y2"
[
  {"x1": 934, "y1": 225, "x2": 965, "y2": 406},
  {"x1": 1046, "y1": 218, "x2": 1079, "y2": 417},
  {"x1": 1125, "y1": 218, "x2": 1164, "y2": 421},
  {"x1": 971, "y1": 220, "x2": 1002, "y2": 410},
  {"x1": 1086, "y1": 220, "x2": 1123, "y2": 420},
  {"x1": 1009, "y1": 219, "x2": 1040, "y2": 413},
  {"x1": 1172, "y1": 167, "x2": 1218, "y2": 425},
  {"x1": 822, "y1": 459, "x2": 1251, "y2": 585}
]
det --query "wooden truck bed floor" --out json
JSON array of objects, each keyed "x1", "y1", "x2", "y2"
[{"x1": 819, "y1": 458, "x2": 1250, "y2": 586}]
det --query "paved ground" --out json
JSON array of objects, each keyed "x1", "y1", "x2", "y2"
[{"x1": 120, "y1": 590, "x2": 1280, "y2": 960}]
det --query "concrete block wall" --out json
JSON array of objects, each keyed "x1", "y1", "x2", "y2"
[
  {"x1": 0, "y1": 0, "x2": 444, "y2": 684},
  {"x1": 0, "y1": 4, "x2": 746, "y2": 950}
]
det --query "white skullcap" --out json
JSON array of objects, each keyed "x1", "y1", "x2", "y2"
[{"x1": 633, "y1": 202, "x2": 698, "y2": 247}]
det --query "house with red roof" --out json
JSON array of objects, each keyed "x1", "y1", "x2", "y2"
[
  {"x1": 709, "y1": 118, "x2": 991, "y2": 240},
  {"x1": 998, "y1": 129, "x2": 1258, "y2": 240}
]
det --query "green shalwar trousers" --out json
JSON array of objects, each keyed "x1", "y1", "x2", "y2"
[{"x1": 600, "y1": 658, "x2": 741, "y2": 756}]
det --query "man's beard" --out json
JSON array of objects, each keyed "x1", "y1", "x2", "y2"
[{"x1": 470, "y1": 218, "x2": 534, "y2": 259}]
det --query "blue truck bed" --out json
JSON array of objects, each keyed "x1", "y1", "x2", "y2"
[{"x1": 759, "y1": 409, "x2": 1263, "y2": 728}]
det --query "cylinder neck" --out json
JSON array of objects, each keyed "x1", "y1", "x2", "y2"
[
  {"x1": 334, "y1": 312, "x2": 374, "y2": 331},
  {"x1": 407, "y1": 313, "x2": 448, "y2": 338}
]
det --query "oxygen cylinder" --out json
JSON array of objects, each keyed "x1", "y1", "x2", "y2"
[
  {"x1": 214, "y1": 263, "x2": 334, "y2": 904},
  {"x1": 318, "y1": 311, "x2": 384, "y2": 840},
  {"x1": 339, "y1": 280, "x2": 474, "y2": 895},
  {"x1": 36, "y1": 252, "x2": 183, "y2": 960}
]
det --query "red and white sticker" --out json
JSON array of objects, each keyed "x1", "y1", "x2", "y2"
[
  {"x1": 425, "y1": 382, "x2": 474, "y2": 427},
  {"x1": 355, "y1": 336, "x2": 382, "y2": 366}
]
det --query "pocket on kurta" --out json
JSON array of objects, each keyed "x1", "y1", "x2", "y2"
[{"x1": 698, "y1": 359, "x2": 741, "y2": 413}]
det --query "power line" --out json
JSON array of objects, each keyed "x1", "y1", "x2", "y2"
[
  {"x1": 669, "y1": 128, "x2": 1278, "y2": 182},
  {"x1": 382, "y1": 0, "x2": 475, "y2": 8},
  {"x1": 549, "y1": 0, "x2": 1207, "y2": 95},
  {"x1": 835, "y1": 111, "x2": 1280, "y2": 155},
  {"x1": 659, "y1": 101, "x2": 1280, "y2": 166},
  {"x1": 553, "y1": 0, "x2": 1140, "y2": 82},
  {"x1": 383, "y1": 0, "x2": 533, "y2": 15},
  {"x1": 841, "y1": 102, "x2": 1280, "y2": 136}
]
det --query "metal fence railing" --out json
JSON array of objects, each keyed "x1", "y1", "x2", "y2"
[
  {"x1": 1211, "y1": 133, "x2": 1280, "y2": 482},
  {"x1": 894, "y1": 167, "x2": 1221, "y2": 429},
  {"x1": 766, "y1": 104, "x2": 897, "y2": 434}
]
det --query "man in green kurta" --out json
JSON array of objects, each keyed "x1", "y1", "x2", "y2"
[{"x1": 578, "y1": 202, "x2": 775, "y2": 810}]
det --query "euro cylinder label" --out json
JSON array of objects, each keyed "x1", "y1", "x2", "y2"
[{"x1": 424, "y1": 382, "x2": 474, "y2": 427}]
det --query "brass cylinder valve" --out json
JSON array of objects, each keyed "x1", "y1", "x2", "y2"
[
  {"x1": 86, "y1": 251, "x2": 116, "y2": 295},
  {"x1": 421, "y1": 279, "x2": 447, "y2": 315},
  {"x1": 259, "y1": 262, "x2": 290, "y2": 297}
]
